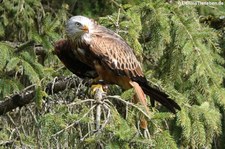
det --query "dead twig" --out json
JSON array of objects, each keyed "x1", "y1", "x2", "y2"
[
  {"x1": 106, "y1": 95, "x2": 152, "y2": 120},
  {"x1": 51, "y1": 105, "x2": 96, "y2": 138}
]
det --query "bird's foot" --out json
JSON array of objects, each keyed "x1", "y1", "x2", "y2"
[
  {"x1": 90, "y1": 84, "x2": 105, "y2": 96},
  {"x1": 90, "y1": 84, "x2": 108, "y2": 103},
  {"x1": 89, "y1": 78, "x2": 108, "y2": 93}
]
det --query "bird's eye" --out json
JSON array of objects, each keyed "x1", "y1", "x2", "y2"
[{"x1": 75, "y1": 22, "x2": 81, "y2": 27}]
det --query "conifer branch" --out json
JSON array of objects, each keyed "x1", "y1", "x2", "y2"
[
  {"x1": 51, "y1": 105, "x2": 97, "y2": 138},
  {"x1": 107, "y1": 95, "x2": 152, "y2": 120},
  {"x1": 15, "y1": 40, "x2": 35, "y2": 53},
  {"x1": 0, "y1": 76, "x2": 83, "y2": 115},
  {"x1": 110, "y1": 0, "x2": 125, "y2": 12}
]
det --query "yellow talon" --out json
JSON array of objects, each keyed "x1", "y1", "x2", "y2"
[{"x1": 90, "y1": 84, "x2": 105, "y2": 95}]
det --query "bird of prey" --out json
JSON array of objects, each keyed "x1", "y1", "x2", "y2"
[{"x1": 54, "y1": 16, "x2": 180, "y2": 125}]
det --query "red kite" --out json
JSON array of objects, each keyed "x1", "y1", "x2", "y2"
[{"x1": 54, "y1": 16, "x2": 180, "y2": 127}]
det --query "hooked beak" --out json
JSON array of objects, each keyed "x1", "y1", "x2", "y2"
[{"x1": 81, "y1": 25, "x2": 89, "y2": 33}]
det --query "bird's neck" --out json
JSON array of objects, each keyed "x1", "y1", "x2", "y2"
[
  {"x1": 82, "y1": 33, "x2": 91, "y2": 44},
  {"x1": 69, "y1": 32, "x2": 91, "y2": 44}
]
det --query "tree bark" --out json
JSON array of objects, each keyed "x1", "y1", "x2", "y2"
[{"x1": 0, "y1": 76, "x2": 83, "y2": 115}]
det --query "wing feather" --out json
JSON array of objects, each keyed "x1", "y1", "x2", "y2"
[
  {"x1": 89, "y1": 28, "x2": 143, "y2": 79},
  {"x1": 54, "y1": 39, "x2": 98, "y2": 78}
]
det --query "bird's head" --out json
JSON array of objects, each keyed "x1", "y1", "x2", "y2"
[{"x1": 66, "y1": 16, "x2": 94, "y2": 40}]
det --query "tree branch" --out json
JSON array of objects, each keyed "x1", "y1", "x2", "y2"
[{"x1": 0, "y1": 76, "x2": 84, "y2": 115}]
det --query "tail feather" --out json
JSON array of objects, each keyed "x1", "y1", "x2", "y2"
[
  {"x1": 134, "y1": 77, "x2": 181, "y2": 113},
  {"x1": 143, "y1": 86, "x2": 181, "y2": 113}
]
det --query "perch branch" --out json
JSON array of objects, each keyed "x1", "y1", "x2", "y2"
[{"x1": 0, "y1": 76, "x2": 83, "y2": 115}]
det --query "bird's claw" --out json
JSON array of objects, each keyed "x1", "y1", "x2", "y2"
[{"x1": 90, "y1": 84, "x2": 105, "y2": 96}]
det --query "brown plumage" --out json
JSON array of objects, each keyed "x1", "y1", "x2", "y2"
[
  {"x1": 54, "y1": 39, "x2": 97, "y2": 79},
  {"x1": 55, "y1": 16, "x2": 181, "y2": 124}
]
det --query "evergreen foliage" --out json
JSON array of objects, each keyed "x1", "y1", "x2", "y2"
[{"x1": 0, "y1": 0, "x2": 225, "y2": 148}]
